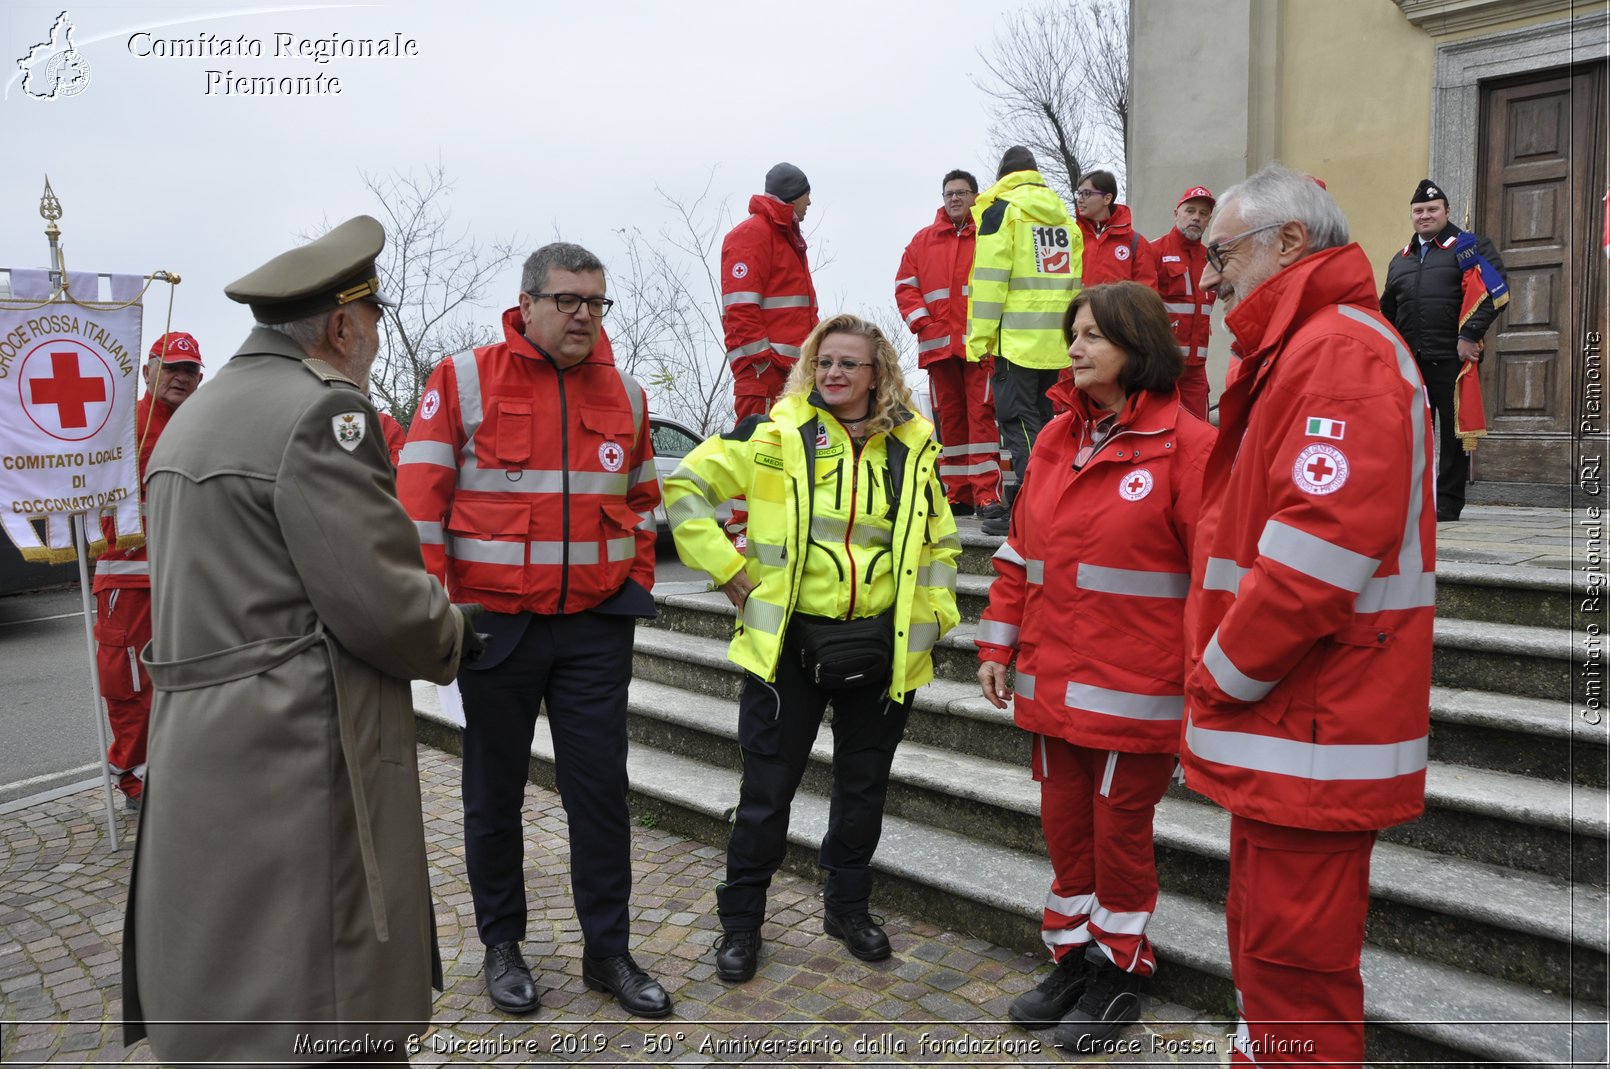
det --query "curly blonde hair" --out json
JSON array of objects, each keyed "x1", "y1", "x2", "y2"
[{"x1": 783, "y1": 313, "x2": 917, "y2": 438}]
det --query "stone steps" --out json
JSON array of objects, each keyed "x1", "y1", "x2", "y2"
[
  {"x1": 616, "y1": 676, "x2": 1606, "y2": 1001},
  {"x1": 411, "y1": 684, "x2": 1605, "y2": 1068}
]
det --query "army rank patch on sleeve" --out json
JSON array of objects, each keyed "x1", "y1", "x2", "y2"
[{"x1": 333, "y1": 411, "x2": 367, "y2": 452}]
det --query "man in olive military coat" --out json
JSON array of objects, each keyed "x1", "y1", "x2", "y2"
[{"x1": 122, "y1": 216, "x2": 479, "y2": 1066}]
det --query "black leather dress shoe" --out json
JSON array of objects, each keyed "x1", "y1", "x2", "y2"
[
  {"x1": 823, "y1": 912, "x2": 891, "y2": 961},
  {"x1": 483, "y1": 941, "x2": 540, "y2": 1015},
  {"x1": 582, "y1": 952, "x2": 673, "y2": 1018},
  {"x1": 714, "y1": 929, "x2": 762, "y2": 983}
]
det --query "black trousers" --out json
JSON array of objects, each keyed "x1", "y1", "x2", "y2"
[
  {"x1": 458, "y1": 611, "x2": 634, "y2": 955},
  {"x1": 717, "y1": 621, "x2": 912, "y2": 932},
  {"x1": 993, "y1": 360, "x2": 1060, "y2": 504},
  {"x1": 1417, "y1": 356, "x2": 1470, "y2": 518}
]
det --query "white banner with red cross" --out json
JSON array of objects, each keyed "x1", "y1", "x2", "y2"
[{"x1": 0, "y1": 269, "x2": 143, "y2": 562}]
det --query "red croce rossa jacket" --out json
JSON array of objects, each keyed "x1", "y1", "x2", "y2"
[
  {"x1": 1151, "y1": 227, "x2": 1214, "y2": 363},
  {"x1": 894, "y1": 208, "x2": 976, "y2": 367},
  {"x1": 977, "y1": 382, "x2": 1215, "y2": 754},
  {"x1": 396, "y1": 309, "x2": 659, "y2": 615},
  {"x1": 1182, "y1": 244, "x2": 1436, "y2": 832},
  {"x1": 93, "y1": 395, "x2": 176, "y2": 592},
  {"x1": 1077, "y1": 204, "x2": 1159, "y2": 290},
  {"x1": 720, "y1": 194, "x2": 819, "y2": 383}
]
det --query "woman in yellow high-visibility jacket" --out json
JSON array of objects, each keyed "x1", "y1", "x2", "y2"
[{"x1": 664, "y1": 313, "x2": 961, "y2": 984}]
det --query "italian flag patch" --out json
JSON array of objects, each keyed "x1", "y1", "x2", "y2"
[{"x1": 1305, "y1": 417, "x2": 1345, "y2": 440}]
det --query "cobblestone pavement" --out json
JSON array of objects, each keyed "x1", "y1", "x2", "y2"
[{"x1": 1, "y1": 749, "x2": 1234, "y2": 1067}]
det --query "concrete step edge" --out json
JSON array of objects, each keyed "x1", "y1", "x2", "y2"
[
  {"x1": 409, "y1": 687, "x2": 1600, "y2": 1068},
  {"x1": 631, "y1": 627, "x2": 1609, "y2": 836},
  {"x1": 619, "y1": 677, "x2": 1609, "y2": 954}
]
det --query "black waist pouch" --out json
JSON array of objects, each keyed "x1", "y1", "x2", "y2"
[{"x1": 794, "y1": 612, "x2": 894, "y2": 690}]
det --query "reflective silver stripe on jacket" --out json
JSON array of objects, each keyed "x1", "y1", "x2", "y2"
[
  {"x1": 1259, "y1": 520, "x2": 1379, "y2": 594},
  {"x1": 916, "y1": 561, "x2": 957, "y2": 595},
  {"x1": 1008, "y1": 276, "x2": 1078, "y2": 291},
  {"x1": 456, "y1": 468, "x2": 629, "y2": 496},
  {"x1": 993, "y1": 541, "x2": 1026, "y2": 568},
  {"x1": 1186, "y1": 717, "x2": 1429, "y2": 781},
  {"x1": 896, "y1": 275, "x2": 919, "y2": 288},
  {"x1": 398, "y1": 440, "x2": 457, "y2": 469},
  {"x1": 449, "y1": 536, "x2": 525, "y2": 566},
  {"x1": 772, "y1": 343, "x2": 803, "y2": 359},
  {"x1": 974, "y1": 619, "x2": 1020, "y2": 647},
  {"x1": 450, "y1": 350, "x2": 483, "y2": 466},
  {"x1": 727, "y1": 338, "x2": 771, "y2": 361},
  {"x1": 414, "y1": 520, "x2": 444, "y2": 545},
  {"x1": 923, "y1": 287, "x2": 951, "y2": 303},
  {"x1": 939, "y1": 459, "x2": 1001, "y2": 477},
  {"x1": 1202, "y1": 557, "x2": 1250, "y2": 595},
  {"x1": 723, "y1": 291, "x2": 762, "y2": 307},
  {"x1": 629, "y1": 461, "x2": 656, "y2": 489},
  {"x1": 1162, "y1": 302, "x2": 1196, "y2": 315},
  {"x1": 95, "y1": 559, "x2": 149, "y2": 575},
  {"x1": 970, "y1": 300, "x2": 1004, "y2": 320},
  {"x1": 667, "y1": 493, "x2": 715, "y2": 530},
  {"x1": 1000, "y1": 311, "x2": 1066, "y2": 330},
  {"x1": 528, "y1": 537, "x2": 635, "y2": 566},
  {"x1": 1202, "y1": 631, "x2": 1277, "y2": 702},
  {"x1": 1335, "y1": 305, "x2": 1435, "y2": 607},
  {"x1": 1015, "y1": 672, "x2": 1036, "y2": 701},
  {"x1": 1024, "y1": 559, "x2": 1045, "y2": 585},
  {"x1": 905, "y1": 306, "x2": 929, "y2": 327},
  {"x1": 1076, "y1": 563, "x2": 1188, "y2": 599},
  {"x1": 917, "y1": 336, "x2": 952, "y2": 353},
  {"x1": 811, "y1": 516, "x2": 892, "y2": 547},
  {"x1": 907, "y1": 622, "x2": 940, "y2": 652},
  {"x1": 743, "y1": 597, "x2": 786, "y2": 634},
  {"x1": 745, "y1": 540, "x2": 787, "y2": 568},
  {"x1": 972, "y1": 267, "x2": 1011, "y2": 283},
  {"x1": 1065, "y1": 681, "x2": 1184, "y2": 721},
  {"x1": 760, "y1": 294, "x2": 813, "y2": 309}
]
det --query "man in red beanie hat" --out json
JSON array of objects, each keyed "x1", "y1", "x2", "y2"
[
  {"x1": 1152, "y1": 186, "x2": 1218, "y2": 418},
  {"x1": 92, "y1": 331, "x2": 204, "y2": 812}
]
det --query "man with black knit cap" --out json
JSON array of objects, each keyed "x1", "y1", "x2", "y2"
[
  {"x1": 719, "y1": 163, "x2": 820, "y2": 543},
  {"x1": 967, "y1": 146, "x2": 1081, "y2": 537},
  {"x1": 721, "y1": 162, "x2": 820, "y2": 424},
  {"x1": 1380, "y1": 178, "x2": 1508, "y2": 522}
]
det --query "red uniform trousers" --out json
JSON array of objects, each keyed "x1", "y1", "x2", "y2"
[
  {"x1": 1227, "y1": 814, "x2": 1376, "y2": 1067},
  {"x1": 1177, "y1": 359, "x2": 1209, "y2": 421},
  {"x1": 728, "y1": 362, "x2": 792, "y2": 539},
  {"x1": 927, "y1": 356, "x2": 1002, "y2": 507},
  {"x1": 93, "y1": 588, "x2": 152, "y2": 798},
  {"x1": 1034, "y1": 735, "x2": 1174, "y2": 975}
]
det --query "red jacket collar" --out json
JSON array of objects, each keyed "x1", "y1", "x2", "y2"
[
  {"x1": 1051, "y1": 379, "x2": 1181, "y2": 433},
  {"x1": 930, "y1": 207, "x2": 974, "y2": 235},
  {"x1": 499, "y1": 306, "x2": 616, "y2": 367},
  {"x1": 1223, "y1": 243, "x2": 1378, "y2": 374},
  {"x1": 750, "y1": 193, "x2": 803, "y2": 232},
  {"x1": 1080, "y1": 202, "x2": 1134, "y2": 241}
]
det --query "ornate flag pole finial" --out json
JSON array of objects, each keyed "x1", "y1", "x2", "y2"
[{"x1": 40, "y1": 175, "x2": 63, "y2": 281}]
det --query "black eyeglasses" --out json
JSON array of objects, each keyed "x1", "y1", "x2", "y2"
[
  {"x1": 1074, "y1": 189, "x2": 1109, "y2": 200},
  {"x1": 527, "y1": 291, "x2": 614, "y2": 318},
  {"x1": 942, "y1": 190, "x2": 974, "y2": 200},
  {"x1": 1204, "y1": 224, "x2": 1281, "y2": 272}
]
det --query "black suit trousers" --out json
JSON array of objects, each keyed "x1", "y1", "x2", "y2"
[
  {"x1": 1417, "y1": 356, "x2": 1469, "y2": 518},
  {"x1": 458, "y1": 611, "x2": 635, "y2": 954}
]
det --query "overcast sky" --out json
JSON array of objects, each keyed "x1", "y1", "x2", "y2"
[{"x1": 0, "y1": 0, "x2": 1099, "y2": 412}]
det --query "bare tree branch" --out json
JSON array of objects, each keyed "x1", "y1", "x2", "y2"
[
  {"x1": 973, "y1": 0, "x2": 1130, "y2": 198},
  {"x1": 335, "y1": 165, "x2": 522, "y2": 425},
  {"x1": 609, "y1": 176, "x2": 735, "y2": 436}
]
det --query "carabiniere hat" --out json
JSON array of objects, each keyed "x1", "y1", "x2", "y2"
[{"x1": 224, "y1": 215, "x2": 396, "y2": 325}]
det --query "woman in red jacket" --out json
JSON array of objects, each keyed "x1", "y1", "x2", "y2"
[{"x1": 976, "y1": 282, "x2": 1215, "y2": 1050}]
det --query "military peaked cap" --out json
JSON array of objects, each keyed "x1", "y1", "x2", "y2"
[{"x1": 225, "y1": 215, "x2": 396, "y2": 325}]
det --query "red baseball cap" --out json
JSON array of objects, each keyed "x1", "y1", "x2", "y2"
[
  {"x1": 1176, "y1": 186, "x2": 1216, "y2": 210},
  {"x1": 148, "y1": 331, "x2": 203, "y2": 367}
]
